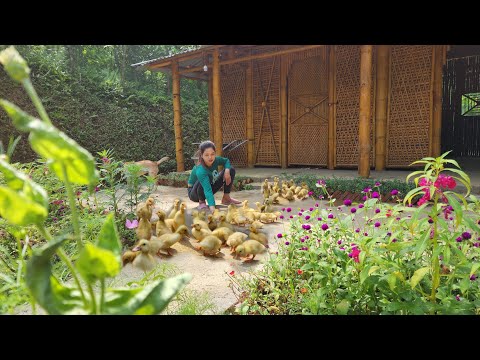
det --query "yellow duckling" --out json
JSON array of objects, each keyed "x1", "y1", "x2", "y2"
[
  {"x1": 155, "y1": 209, "x2": 172, "y2": 237},
  {"x1": 235, "y1": 240, "x2": 266, "y2": 262},
  {"x1": 226, "y1": 232, "x2": 248, "y2": 253},
  {"x1": 248, "y1": 224, "x2": 268, "y2": 245},
  {"x1": 136, "y1": 217, "x2": 152, "y2": 240},
  {"x1": 149, "y1": 225, "x2": 190, "y2": 256},
  {"x1": 191, "y1": 223, "x2": 212, "y2": 242},
  {"x1": 131, "y1": 239, "x2": 156, "y2": 272},
  {"x1": 207, "y1": 214, "x2": 217, "y2": 231},
  {"x1": 196, "y1": 235, "x2": 223, "y2": 256},
  {"x1": 172, "y1": 203, "x2": 187, "y2": 231},
  {"x1": 136, "y1": 197, "x2": 155, "y2": 221},
  {"x1": 212, "y1": 227, "x2": 234, "y2": 244},
  {"x1": 167, "y1": 198, "x2": 181, "y2": 219}
]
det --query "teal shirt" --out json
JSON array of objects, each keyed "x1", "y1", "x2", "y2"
[{"x1": 188, "y1": 156, "x2": 231, "y2": 206}]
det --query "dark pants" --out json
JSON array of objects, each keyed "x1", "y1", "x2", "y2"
[{"x1": 188, "y1": 167, "x2": 236, "y2": 203}]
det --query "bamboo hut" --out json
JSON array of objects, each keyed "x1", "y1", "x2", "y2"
[{"x1": 132, "y1": 45, "x2": 480, "y2": 177}]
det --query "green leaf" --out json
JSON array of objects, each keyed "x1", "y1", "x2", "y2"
[
  {"x1": 96, "y1": 213, "x2": 121, "y2": 256},
  {"x1": 387, "y1": 273, "x2": 397, "y2": 291},
  {"x1": 464, "y1": 216, "x2": 480, "y2": 235},
  {"x1": 444, "y1": 193, "x2": 463, "y2": 227},
  {"x1": 0, "y1": 186, "x2": 47, "y2": 226},
  {"x1": 368, "y1": 265, "x2": 381, "y2": 276},
  {"x1": 410, "y1": 267, "x2": 430, "y2": 289},
  {"x1": 336, "y1": 299, "x2": 350, "y2": 315},
  {"x1": 104, "y1": 273, "x2": 192, "y2": 315},
  {"x1": 0, "y1": 100, "x2": 98, "y2": 186},
  {"x1": 403, "y1": 187, "x2": 424, "y2": 205},
  {"x1": 364, "y1": 198, "x2": 378, "y2": 208},
  {"x1": 25, "y1": 234, "x2": 78, "y2": 314},
  {"x1": 415, "y1": 230, "x2": 430, "y2": 259},
  {"x1": 76, "y1": 242, "x2": 121, "y2": 284},
  {"x1": 444, "y1": 245, "x2": 451, "y2": 264},
  {"x1": 470, "y1": 263, "x2": 480, "y2": 277},
  {"x1": 0, "y1": 158, "x2": 48, "y2": 208}
]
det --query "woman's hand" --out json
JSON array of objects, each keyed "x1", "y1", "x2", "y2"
[
  {"x1": 209, "y1": 206, "x2": 216, "y2": 213},
  {"x1": 223, "y1": 168, "x2": 231, "y2": 185}
]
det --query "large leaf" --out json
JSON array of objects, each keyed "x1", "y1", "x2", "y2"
[
  {"x1": 96, "y1": 213, "x2": 121, "y2": 256},
  {"x1": 0, "y1": 186, "x2": 47, "y2": 226},
  {"x1": 0, "y1": 46, "x2": 30, "y2": 83},
  {"x1": 415, "y1": 230, "x2": 430, "y2": 259},
  {"x1": 0, "y1": 100, "x2": 98, "y2": 186},
  {"x1": 104, "y1": 273, "x2": 192, "y2": 315},
  {"x1": 410, "y1": 267, "x2": 430, "y2": 289},
  {"x1": 76, "y1": 242, "x2": 121, "y2": 284},
  {"x1": 336, "y1": 299, "x2": 350, "y2": 315},
  {"x1": 25, "y1": 234, "x2": 80, "y2": 314},
  {"x1": 0, "y1": 158, "x2": 48, "y2": 208},
  {"x1": 387, "y1": 273, "x2": 397, "y2": 291}
]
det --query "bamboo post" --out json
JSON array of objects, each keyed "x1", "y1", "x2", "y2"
[
  {"x1": 212, "y1": 48, "x2": 223, "y2": 156},
  {"x1": 327, "y1": 45, "x2": 336, "y2": 169},
  {"x1": 374, "y1": 45, "x2": 389, "y2": 171},
  {"x1": 280, "y1": 56, "x2": 288, "y2": 168},
  {"x1": 208, "y1": 71, "x2": 214, "y2": 141},
  {"x1": 172, "y1": 60, "x2": 185, "y2": 172},
  {"x1": 432, "y1": 45, "x2": 443, "y2": 157},
  {"x1": 246, "y1": 60, "x2": 254, "y2": 167},
  {"x1": 358, "y1": 45, "x2": 373, "y2": 178}
]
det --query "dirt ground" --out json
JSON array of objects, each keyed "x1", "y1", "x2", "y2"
[{"x1": 115, "y1": 183, "x2": 321, "y2": 314}]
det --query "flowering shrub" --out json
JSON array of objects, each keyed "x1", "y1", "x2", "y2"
[{"x1": 236, "y1": 152, "x2": 480, "y2": 314}]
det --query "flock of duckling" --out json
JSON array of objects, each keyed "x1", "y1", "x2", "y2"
[{"x1": 122, "y1": 177, "x2": 310, "y2": 272}]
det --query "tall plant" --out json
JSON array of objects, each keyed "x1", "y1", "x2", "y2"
[{"x1": 0, "y1": 46, "x2": 190, "y2": 314}]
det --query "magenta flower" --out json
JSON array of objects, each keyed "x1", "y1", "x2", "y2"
[
  {"x1": 302, "y1": 224, "x2": 311, "y2": 230},
  {"x1": 362, "y1": 196, "x2": 367, "y2": 201},
  {"x1": 298, "y1": 212, "x2": 303, "y2": 216},
  {"x1": 355, "y1": 228, "x2": 360, "y2": 233},
  {"x1": 348, "y1": 248, "x2": 361, "y2": 263},
  {"x1": 337, "y1": 240, "x2": 342, "y2": 245},
  {"x1": 391, "y1": 189, "x2": 398, "y2": 196},
  {"x1": 321, "y1": 224, "x2": 329, "y2": 231},
  {"x1": 372, "y1": 192, "x2": 380, "y2": 198},
  {"x1": 328, "y1": 213, "x2": 334, "y2": 219},
  {"x1": 125, "y1": 219, "x2": 139, "y2": 229},
  {"x1": 363, "y1": 187, "x2": 372, "y2": 193},
  {"x1": 282, "y1": 208, "x2": 285, "y2": 211},
  {"x1": 315, "y1": 203, "x2": 319, "y2": 207},
  {"x1": 375, "y1": 208, "x2": 380, "y2": 214},
  {"x1": 343, "y1": 199, "x2": 352, "y2": 206},
  {"x1": 456, "y1": 236, "x2": 462, "y2": 242},
  {"x1": 285, "y1": 241, "x2": 290, "y2": 245},
  {"x1": 277, "y1": 233, "x2": 283, "y2": 238},
  {"x1": 308, "y1": 191, "x2": 313, "y2": 196},
  {"x1": 392, "y1": 238, "x2": 397, "y2": 243},
  {"x1": 317, "y1": 217, "x2": 322, "y2": 221},
  {"x1": 305, "y1": 215, "x2": 311, "y2": 220},
  {"x1": 309, "y1": 207, "x2": 314, "y2": 211},
  {"x1": 102, "y1": 157, "x2": 110, "y2": 164},
  {"x1": 280, "y1": 215, "x2": 284, "y2": 219},
  {"x1": 462, "y1": 232, "x2": 472, "y2": 240},
  {"x1": 289, "y1": 215, "x2": 293, "y2": 219},
  {"x1": 351, "y1": 208, "x2": 357, "y2": 213},
  {"x1": 470, "y1": 274, "x2": 477, "y2": 281},
  {"x1": 358, "y1": 204, "x2": 364, "y2": 209},
  {"x1": 374, "y1": 221, "x2": 381, "y2": 228},
  {"x1": 375, "y1": 182, "x2": 381, "y2": 187},
  {"x1": 286, "y1": 207, "x2": 292, "y2": 212}
]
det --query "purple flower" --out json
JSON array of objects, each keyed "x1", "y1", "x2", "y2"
[
  {"x1": 375, "y1": 208, "x2": 380, "y2": 214},
  {"x1": 339, "y1": 247, "x2": 345, "y2": 251},
  {"x1": 343, "y1": 199, "x2": 352, "y2": 206},
  {"x1": 456, "y1": 295, "x2": 461, "y2": 301},
  {"x1": 125, "y1": 219, "x2": 139, "y2": 229},
  {"x1": 308, "y1": 191, "x2": 313, "y2": 196},
  {"x1": 289, "y1": 215, "x2": 293, "y2": 219},
  {"x1": 281, "y1": 208, "x2": 285, "y2": 211},
  {"x1": 462, "y1": 231, "x2": 472, "y2": 240},
  {"x1": 309, "y1": 207, "x2": 314, "y2": 211},
  {"x1": 362, "y1": 196, "x2": 368, "y2": 201},
  {"x1": 428, "y1": 218, "x2": 433, "y2": 224},
  {"x1": 286, "y1": 207, "x2": 292, "y2": 212},
  {"x1": 392, "y1": 238, "x2": 397, "y2": 243},
  {"x1": 305, "y1": 215, "x2": 311, "y2": 220},
  {"x1": 363, "y1": 187, "x2": 372, "y2": 193},
  {"x1": 102, "y1": 157, "x2": 110, "y2": 164},
  {"x1": 317, "y1": 217, "x2": 322, "y2": 221},
  {"x1": 321, "y1": 224, "x2": 329, "y2": 231},
  {"x1": 277, "y1": 233, "x2": 283, "y2": 238},
  {"x1": 374, "y1": 222, "x2": 381, "y2": 228},
  {"x1": 355, "y1": 228, "x2": 360, "y2": 233},
  {"x1": 328, "y1": 213, "x2": 334, "y2": 219},
  {"x1": 280, "y1": 215, "x2": 284, "y2": 219},
  {"x1": 387, "y1": 232, "x2": 392, "y2": 236},
  {"x1": 358, "y1": 204, "x2": 364, "y2": 209},
  {"x1": 351, "y1": 208, "x2": 357, "y2": 213},
  {"x1": 364, "y1": 232, "x2": 368, "y2": 236},
  {"x1": 300, "y1": 238, "x2": 305, "y2": 243},
  {"x1": 456, "y1": 236, "x2": 462, "y2": 243},
  {"x1": 470, "y1": 274, "x2": 477, "y2": 281},
  {"x1": 337, "y1": 240, "x2": 342, "y2": 245},
  {"x1": 315, "y1": 203, "x2": 319, "y2": 207},
  {"x1": 302, "y1": 224, "x2": 311, "y2": 230},
  {"x1": 396, "y1": 217, "x2": 401, "y2": 221},
  {"x1": 372, "y1": 192, "x2": 380, "y2": 199},
  {"x1": 285, "y1": 241, "x2": 290, "y2": 246},
  {"x1": 391, "y1": 189, "x2": 399, "y2": 196},
  {"x1": 298, "y1": 212, "x2": 303, "y2": 216},
  {"x1": 375, "y1": 182, "x2": 381, "y2": 187},
  {"x1": 301, "y1": 209, "x2": 305, "y2": 212}
]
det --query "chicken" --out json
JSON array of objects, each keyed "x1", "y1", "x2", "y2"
[
  {"x1": 196, "y1": 235, "x2": 223, "y2": 256},
  {"x1": 235, "y1": 240, "x2": 266, "y2": 262},
  {"x1": 131, "y1": 240, "x2": 156, "y2": 272},
  {"x1": 226, "y1": 232, "x2": 248, "y2": 253}
]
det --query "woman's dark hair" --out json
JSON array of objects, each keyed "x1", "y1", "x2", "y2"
[{"x1": 195, "y1": 140, "x2": 216, "y2": 166}]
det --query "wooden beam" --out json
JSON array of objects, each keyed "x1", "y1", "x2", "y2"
[
  {"x1": 172, "y1": 60, "x2": 185, "y2": 172},
  {"x1": 212, "y1": 48, "x2": 223, "y2": 156},
  {"x1": 374, "y1": 45, "x2": 390, "y2": 171},
  {"x1": 280, "y1": 55, "x2": 288, "y2": 168},
  {"x1": 208, "y1": 71, "x2": 214, "y2": 142},
  {"x1": 327, "y1": 45, "x2": 336, "y2": 170},
  {"x1": 358, "y1": 45, "x2": 373, "y2": 178},
  {"x1": 179, "y1": 45, "x2": 324, "y2": 74},
  {"x1": 432, "y1": 45, "x2": 443, "y2": 157},
  {"x1": 246, "y1": 60, "x2": 254, "y2": 167}
]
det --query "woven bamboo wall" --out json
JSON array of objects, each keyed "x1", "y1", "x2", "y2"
[
  {"x1": 287, "y1": 49, "x2": 328, "y2": 165},
  {"x1": 220, "y1": 63, "x2": 247, "y2": 167},
  {"x1": 252, "y1": 47, "x2": 281, "y2": 166},
  {"x1": 387, "y1": 45, "x2": 433, "y2": 166},
  {"x1": 335, "y1": 45, "x2": 375, "y2": 167}
]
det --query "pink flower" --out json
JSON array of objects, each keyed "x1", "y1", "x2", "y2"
[
  {"x1": 348, "y1": 248, "x2": 361, "y2": 263},
  {"x1": 125, "y1": 219, "x2": 138, "y2": 229},
  {"x1": 297, "y1": 269, "x2": 303, "y2": 275},
  {"x1": 229, "y1": 271, "x2": 235, "y2": 276}
]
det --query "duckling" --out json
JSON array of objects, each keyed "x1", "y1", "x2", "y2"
[
  {"x1": 121, "y1": 250, "x2": 139, "y2": 266},
  {"x1": 212, "y1": 227, "x2": 234, "y2": 244},
  {"x1": 260, "y1": 212, "x2": 277, "y2": 223},
  {"x1": 172, "y1": 203, "x2": 187, "y2": 231},
  {"x1": 136, "y1": 217, "x2": 152, "y2": 240},
  {"x1": 218, "y1": 214, "x2": 234, "y2": 231},
  {"x1": 131, "y1": 240, "x2": 156, "y2": 272},
  {"x1": 191, "y1": 223, "x2": 212, "y2": 242},
  {"x1": 251, "y1": 220, "x2": 264, "y2": 229},
  {"x1": 150, "y1": 225, "x2": 190, "y2": 256},
  {"x1": 255, "y1": 201, "x2": 266, "y2": 213},
  {"x1": 192, "y1": 209, "x2": 210, "y2": 230},
  {"x1": 207, "y1": 214, "x2": 218, "y2": 231},
  {"x1": 196, "y1": 235, "x2": 223, "y2": 256},
  {"x1": 263, "y1": 198, "x2": 274, "y2": 213},
  {"x1": 262, "y1": 179, "x2": 270, "y2": 199},
  {"x1": 226, "y1": 232, "x2": 248, "y2": 253},
  {"x1": 284, "y1": 189, "x2": 295, "y2": 201},
  {"x1": 155, "y1": 209, "x2": 172, "y2": 237},
  {"x1": 167, "y1": 198, "x2": 181, "y2": 219},
  {"x1": 136, "y1": 197, "x2": 155, "y2": 221},
  {"x1": 294, "y1": 186, "x2": 302, "y2": 195},
  {"x1": 297, "y1": 188, "x2": 309, "y2": 200},
  {"x1": 211, "y1": 208, "x2": 224, "y2": 222},
  {"x1": 235, "y1": 240, "x2": 266, "y2": 262},
  {"x1": 248, "y1": 224, "x2": 268, "y2": 245}
]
